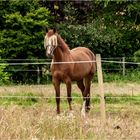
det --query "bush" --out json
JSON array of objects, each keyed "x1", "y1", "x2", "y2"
[
  {"x1": 134, "y1": 50, "x2": 140, "y2": 64},
  {"x1": 56, "y1": 23, "x2": 139, "y2": 58},
  {"x1": 0, "y1": 65, "x2": 10, "y2": 85}
]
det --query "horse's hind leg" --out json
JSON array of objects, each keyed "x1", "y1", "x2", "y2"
[
  {"x1": 77, "y1": 80, "x2": 86, "y2": 116},
  {"x1": 77, "y1": 78, "x2": 91, "y2": 112},
  {"x1": 77, "y1": 79, "x2": 85, "y2": 95},
  {"x1": 84, "y1": 75, "x2": 93, "y2": 112},
  {"x1": 77, "y1": 79, "x2": 88, "y2": 107}
]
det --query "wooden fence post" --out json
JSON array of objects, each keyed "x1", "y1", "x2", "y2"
[
  {"x1": 96, "y1": 54, "x2": 106, "y2": 125},
  {"x1": 37, "y1": 66, "x2": 40, "y2": 84},
  {"x1": 122, "y1": 57, "x2": 125, "y2": 76}
]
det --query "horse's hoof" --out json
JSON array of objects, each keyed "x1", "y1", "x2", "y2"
[
  {"x1": 56, "y1": 110, "x2": 60, "y2": 115},
  {"x1": 86, "y1": 106, "x2": 90, "y2": 113}
]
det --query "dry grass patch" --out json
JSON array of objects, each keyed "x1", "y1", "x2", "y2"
[{"x1": 0, "y1": 104, "x2": 140, "y2": 140}]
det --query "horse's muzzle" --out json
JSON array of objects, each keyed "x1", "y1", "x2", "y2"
[{"x1": 46, "y1": 53, "x2": 53, "y2": 59}]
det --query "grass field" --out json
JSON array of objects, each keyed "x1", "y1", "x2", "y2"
[{"x1": 0, "y1": 83, "x2": 140, "y2": 140}]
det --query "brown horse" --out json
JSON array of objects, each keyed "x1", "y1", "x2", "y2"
[{"x1": 44, "y1": 28, "x2": 96, "y2": 114}]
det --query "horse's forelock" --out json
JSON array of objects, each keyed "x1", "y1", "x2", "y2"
[
  {"x1": 47, "y1": 30, "x2": 55, "y2": 37},
  {"x1": 45, "y1": 34, "x2": 58, "y2": 47}
]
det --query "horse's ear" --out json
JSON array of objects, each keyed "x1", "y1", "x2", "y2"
[
  {"x1": 52, "y1": 28, "x2": 57, "y2": 33},
  {"x1": 45, "y1": 27, "x2": 48, "y2": 33}
]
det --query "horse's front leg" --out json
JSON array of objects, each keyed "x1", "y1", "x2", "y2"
[
  {"x1": 65, "y1": 77, "x2": 72, "y2": 111},
  {"x1": 52, "y1": 77, "x2": 60, "y2": 114}
]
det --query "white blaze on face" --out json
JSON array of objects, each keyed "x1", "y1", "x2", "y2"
[
  {"x1": 44, "y1": 35, "x2": 58, "y2": 55},
  {"x1": 47, "y1": 46, "x2": 51, "y2": 54},
  {"x1": 44, "y1": 35, "x2": 48, "y2": 49}
]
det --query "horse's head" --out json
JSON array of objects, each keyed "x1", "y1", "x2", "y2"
[{"x1": 44, "y1": 28, "x2": 58, "y2": 58}]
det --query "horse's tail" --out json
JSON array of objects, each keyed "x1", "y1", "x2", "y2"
[{"x1": 89, "y1": 50, "x2": 96, "y2": 74}]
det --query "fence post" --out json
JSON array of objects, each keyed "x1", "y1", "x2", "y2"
[
  {"x1": 122, "y1": 57, "x2": 125, "y2": 76},
  {"x1": 37, "y1": 66, "x2": 40, "y2": 84},
  {"x1": 96, "y1": 54, "x2": 106, "y2": 126}
]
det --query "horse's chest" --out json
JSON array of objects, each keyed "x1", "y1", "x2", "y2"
[{"x1": 51, "y1": 64, "x2": 72, "y2": 79}]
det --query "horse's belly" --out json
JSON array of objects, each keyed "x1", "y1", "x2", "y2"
[{"x1": 71, "y1": 64, "x2": 93, "y2": 81}]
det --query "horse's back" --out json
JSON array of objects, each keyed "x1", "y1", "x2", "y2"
[
  {"x1": 71, "y1": 47, "x2": 95, "y2": 63},
  {"x1": 71, "y1": 47, "x2": 94, "y2": 58}
]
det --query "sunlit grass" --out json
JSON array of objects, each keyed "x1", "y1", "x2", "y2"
[{"x1": 0, "y1": 103, "x2": 140, "y2": 139}]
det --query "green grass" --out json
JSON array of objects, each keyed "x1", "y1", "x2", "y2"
[
  {"x1": 102, "y1": 70, "x2": 140, "y2": 83},
  {"x1": 105, "y1": 96, "x2": 140, "y2": 105},
  {"x1": 0, "y1": 92, "x2": 38, "y2": 106},
  {"x1": 0, "y1": 92, "x2": 140, "y2": 106}
]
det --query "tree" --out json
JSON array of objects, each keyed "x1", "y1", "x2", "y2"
[
  {"x1": 0, "y1": 0, "x2": 51, "y2": 84},
  {"x1": 0, "y1": 0, "x2": 139, "y2": 84},
  {"x1": 55, "y1": 1, "x2": 140, "y2": 57},
  {"x1": 0, "y1": 49, "x2": 10, "y2": 84}
]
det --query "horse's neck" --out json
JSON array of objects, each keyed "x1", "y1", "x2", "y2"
[
  {"x1": 53, "y1": 47, "x2": 64, "y2": 61},
  {"x1": 57, "y1": 35, "x2": 70, "y2": 53},
  {"x1": 53, "y1": 34, "x2": 71, "y2": 62}
]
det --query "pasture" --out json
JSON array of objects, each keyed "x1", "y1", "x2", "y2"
[{"x1": 0, "y1": 83, "x2": 140, "y2": 140}]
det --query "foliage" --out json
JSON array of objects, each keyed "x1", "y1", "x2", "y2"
[
  {"x1": 0, "y1": 0, "x2": 51, "y2": 84},
  {"x1": 55, "y1": 1, "x2": 140, "y2": 58},
  {"x1": 0, "y1": 64, "x2": 10, "y2": 85},
  {"x1": 0, "y1": 49, "x2": 10, "y2": 84},
  {"x1": 0, "y1": 7, "x2": 50, "y2": 59},
  {"x1": 102, "y1": 69, "x2": 140, "y2": 83},
  {"x1": 134, "y1": 50, "x2": 140, "y2": 65},
  {"x1": 0, "y1": 0, "x2": 139, "y2": 84},
  {"x1": 56, "y1": 22, "x2": 139, "y2": 58}
]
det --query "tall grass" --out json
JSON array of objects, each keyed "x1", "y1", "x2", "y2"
[
  {"x1": 0, "y1": 102, "x2": 140, "y2": 139},
  {"x1": 0, "y1": 83, "x2": 140, "y2": 139}
]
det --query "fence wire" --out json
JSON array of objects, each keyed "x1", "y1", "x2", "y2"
[
  {"x1": 0, "y1": 95, "x2": 139, "y2": 99},
  {"x1": 0, "y1": 60, "x2": 140, "y2": 65},
  {"x1": 0, "y1": 58, "x2": 139, "y2": 99}
]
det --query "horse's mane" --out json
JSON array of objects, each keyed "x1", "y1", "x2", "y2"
[{"x1": 57, "y1": 34, "x2": 70, "y2": 53}]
